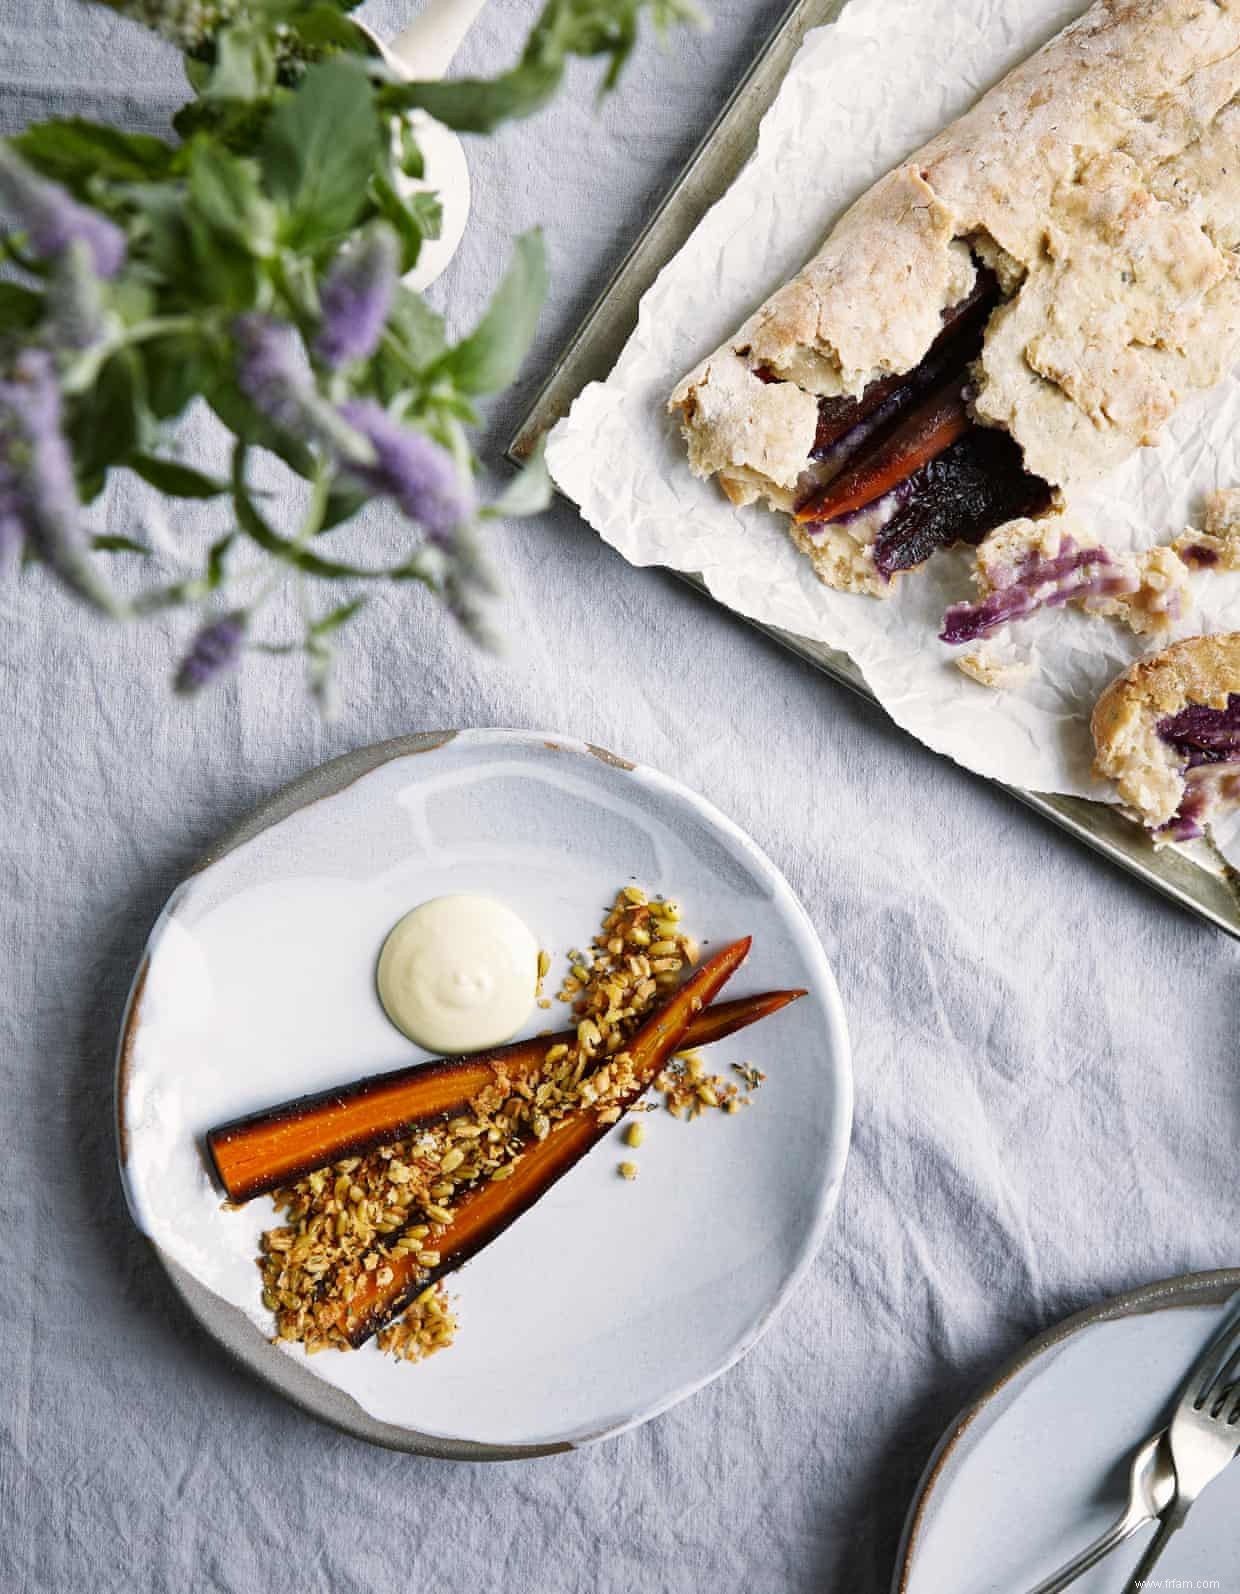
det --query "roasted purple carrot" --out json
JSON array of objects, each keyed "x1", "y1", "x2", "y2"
[
  {"x1": 208, "y1": 985, "x2": 804, "y2": 1202},
  {"x1": 322, "y1": 936, "x2": 753, "y2": 1347}
]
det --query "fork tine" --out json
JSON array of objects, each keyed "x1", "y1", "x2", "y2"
[
  {"x1": 1205, "y1": 1348, "x2": 1240, "y2": 1417},
  {"x1": 1206, "y1": 1377, "x2": 1239, "y2": 1420},
  {"x1": 1192, "y1": 1295, "x2": 1240, "y2": 1407}
]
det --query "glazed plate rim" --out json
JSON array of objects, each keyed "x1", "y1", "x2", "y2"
[
  {"x1": 115, "y1": 727, "x2": 854, "y2": 1461},
  {"x1": 893, "y1": 1265, "x2": 1240, "y2": 1590}
]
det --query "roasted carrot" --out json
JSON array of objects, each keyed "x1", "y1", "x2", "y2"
[
  {"x1": 208, "y1": 984, "x2": 802, "y2": 1202},
  {"x1": 323, "y1": 937, "x2": 753, "y2": 1347},
  {"x1": 795, "y1": 381, "x2": 972, "y2": 525}
]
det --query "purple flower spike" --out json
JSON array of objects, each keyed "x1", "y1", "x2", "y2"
[
  {"x1": 315, "y1": 225, "x2": 399, "y2": 369},
  {"x1": 338, "y1": 399, "x2": 473, "y2": 545},
  {"x1": 0, "y1": 349, "x2": 122, "y2": 614},
  {"x1": 50, "y1": 240, "x2": 108, "y2": 351},
  {"x1": 0, "y1": 473, "x2": 23, "y2": 578},
  {"x1": 175, "y1": 612, "x2": 247, "y2": 694},
  {"x1": 233, "y1": 313, "x2": 314, "y2": 433},
  {"x1": 0, "y1": 144, "x2": 126, "y2": 278}
]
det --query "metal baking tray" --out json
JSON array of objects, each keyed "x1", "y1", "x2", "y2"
[{"x1": 507, "y1": 0, "x2": 1240, "y2": 940}]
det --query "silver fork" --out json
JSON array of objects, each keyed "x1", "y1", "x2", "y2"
[
  {"x1": 1017, "y1": 1431, "x2": 1175, "y2": 1594},
  {"x1": 1119, "y1": 1289, "x2": 1240, "y2": 1593}
]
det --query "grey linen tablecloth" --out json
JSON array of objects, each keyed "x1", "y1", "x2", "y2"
[{"x1": 2, "y1": 4, "x2": 1237, "y2": 1591}]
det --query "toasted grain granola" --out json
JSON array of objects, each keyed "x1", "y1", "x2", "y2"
[{"x1": 653, "y1": 1048, "x2": 765, "y2": 1120}]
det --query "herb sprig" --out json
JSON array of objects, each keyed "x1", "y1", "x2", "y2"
[{"x1": 0, "y1": 0, "x2": 701, "y2": 706}]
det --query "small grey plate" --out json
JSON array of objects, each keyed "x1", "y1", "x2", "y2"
[
  {"x1": 507, "y1": 0, "x2": 1240, "y2": 942},
  {"x1": 895, "y1": 1269, "x2": 1240, "y2": 1592}
]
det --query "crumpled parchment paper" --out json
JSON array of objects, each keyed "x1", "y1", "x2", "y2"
[{"x1": 546, "y1": 0, "x2": 1240, "y2": 804}]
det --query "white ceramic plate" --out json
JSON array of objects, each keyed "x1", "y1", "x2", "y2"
[
  {"x1": 117, "y1": 729, "x2": 851, "y2": 1457},
  {"x1": 897, "y1": 1271, "x2": 1240, "y2": 1592}
]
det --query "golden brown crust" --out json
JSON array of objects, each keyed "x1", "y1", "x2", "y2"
[{"x1": 1092, "y1": 633, "x2": 1240, "y2": 825}]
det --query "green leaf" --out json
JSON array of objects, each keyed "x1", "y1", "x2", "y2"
[
  {"x1": 310, "y1": 596, "x2": 366, "y2": 636},
  {"x1": 78, "y1": 470, "x2": 107, "y2": 504},
  {"x1": 92, "y1": 534, "x2": 149, "y2": 555},
  {"x1": 187, "y1": 141, "x2": 276, "y2": 255},
  {"x1": 109, "y1": 278, "x2": 155, "y2": 327},
  {"x1": 206, "y1": 533, "x2": 235, "y2": 589},
  {"x1": 137, "y1": 174, "x2": 261, "y2": 307},
  {"x1": 369, "y1": 175, "x2": 441, "y2": 274},
  {"x1": 208, "y1": 378, "x2": 317, "y2": 479},
  {"x1": 397, "y1": 121, "x2": 424, "y2": 180},
  {"x1": 204, "y1": 23, "x2": 278, "y2": 102},
  {"x1": 435, "y1": 230, "x2": 546, "y2": 396},
  {"x1": 291, "y1": 6, "x2": 374, "y2": 53},
  {"x1": 377, "y1": 0, "x2": 702, "y2": 134},
  {"x1": 405, "y1": 190, "x2": 442, "y2": 244},
  {"x1": 0, "y1": 281, "x2": 42, "y2": 332},
  {"x1": 420, "y1": 389, "x2": 481, "y2": 427},
  {"x1": 232, "y1": 452, "x2": 435, "y2": 582},
  {"x1": 142, "y1": 332, "x2": 221, "y2": 422},
  {"x1": 128, "y1": 455, "x2": 231, "y2": 499},
  {"x1": 183, "y1": 57, "x2": 212, "y2": 94},
  {"x1": 172, "y1": 97, "x2": 273, "y2": 155},
  {"x1": 68, "y1": 352, "x2": 143, "y2": 483},
  {"x1": 482, "y1": 440, "x2": 552, "y2": 519},
  {"x1": 372, "y1": 285, "x2": 447, "y2": 402},
  {"x1": 320, "y1": 482, "x2": 369, "y2": 532},
  {"x1": 388, "y1": 286, "x2": 447, "y2": 367},
  {"x1": 10, "y1": 119, "x2": 176, "y2": 197},
  {"x1": 233, "y1": 460, "x2": 374, "y2": 578},
  {"x1": 186, "y1": 214, "x2": 262, "y2": 310},
  {"x1": 381, "y1": 61, "x2": 563, "y2": 136},
  {"x1": 262, "y1": 58, "x2": 381, "y2": 248}
]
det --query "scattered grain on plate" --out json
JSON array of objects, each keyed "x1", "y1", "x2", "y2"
[
  {"x1": 618, "y1": 1161, "x2": 639, "y2": 1181},
  {"x1": 376, "y1": 1281, "x2": 458, "y2": 1363}
]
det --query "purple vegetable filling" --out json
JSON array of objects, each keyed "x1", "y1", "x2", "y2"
[
  {"x1": 871, "y1": 427, "x2": 1052, "y2": 578},
  {"x1": 1159, "y1": 783, "x2": 1212, "y2": 842},
  {"x1": 1156, "y1": 695, "x2": 1240, "y2": 840},
  {"x1": 939, "y1": 541, "x2": 1133, "y2": 646},
  {"x1": 1178, "y1": 542, "x2": 1220, "y2": 569},
  {"x1": 1157, "y1": 694, "x2": 1240, "y2": 768}
]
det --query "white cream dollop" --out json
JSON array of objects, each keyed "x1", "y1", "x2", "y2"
[{"x1": 376, "y1": 894, "x2": 538, "y2": 1054}]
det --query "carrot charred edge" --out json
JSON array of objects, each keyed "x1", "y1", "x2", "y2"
[
  {"x1": 794, "y1": 382, "x2": 971, "y2": 525},
  {"x1": 208, "y1": 984, "x2": 803, "y2": 1202},
  {"x1": 322, "y1": 937, "x2": 753, "y2": 1348}
]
